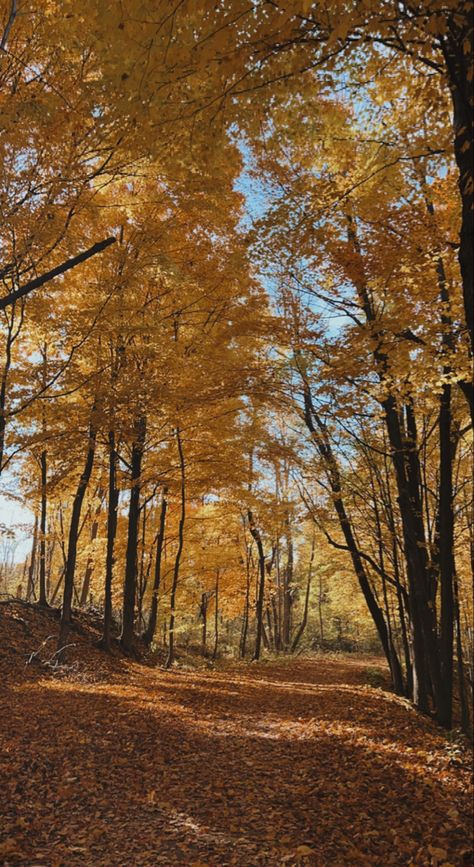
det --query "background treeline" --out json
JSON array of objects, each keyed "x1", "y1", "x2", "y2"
[{"x1": 0, "y1": 0, "x2": 472, "y2": 732}]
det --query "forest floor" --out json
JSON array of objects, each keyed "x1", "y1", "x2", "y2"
[{"x1": 0, "y1": 601, "x2": 472, "y2": 867}]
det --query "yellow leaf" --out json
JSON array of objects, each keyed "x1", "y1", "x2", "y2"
[{"x1": 296, "y1": 844, "x2": 316, "y2": 857}]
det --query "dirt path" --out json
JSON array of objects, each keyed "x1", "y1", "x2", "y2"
[{"x1": 0, "y1": 615, "x2": 472, "y2": 865}]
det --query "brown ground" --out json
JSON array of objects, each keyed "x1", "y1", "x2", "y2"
[{"x1": 0, "y1": 601, "x2": 472, "y2": 866}]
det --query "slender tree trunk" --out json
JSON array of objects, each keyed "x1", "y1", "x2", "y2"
[
  {"x1": 437, "y1": 378, "x2": 455, "y2": 727},
  {"x1": 453, "y1": 570, "x2": 471, "y2": 735},
  {"x1": 282, "y1": 513, "x2": 293, "y2": 649},
  {"x1": 291, "y1": 529, "x2": 315, "y2": 652},
  {"x1": 50, "y1": 568, "x2": 65, "y2": 606},
  {"x1": 101, "y1": 430, "x2": 119, "y2": 651},
  {"x1": 201, "y1": 592, "x2": 209, "y2": 656},
  {"x1": 371, "y1": 473, "x2": 406, "y2": 696},
  {"x1": 38, "y1": 345, "x2": 49, "y2": 607},
  {"x1": 38, "y1": 450, "x2": 49, "y2": 606},
  {"x1": 212, "y1": 570, "x2": 219, "y2": 661},
  {"x1": 240, "y1": 544, "x2": 252, "y2": 658},
  {"x1": 381, "y1": 396, "x2": 432, "y2": 712},
  {"x1": 136, "y1": 503, "x2": 148, "y2": 631},
  {"x1": 0, "y1": 301, "x2": 24, "y2": 477},
  {"x1": 166, "y1": 427, "x2": 186, "y2": 669},
  {"x1": 302, "y1": 381, "x2": 404, "y2": 694},
  {"x1": 143, "y1": 489, "x2": 168, "y2": 646},
  {"x1": 248, "y1": 510, "x2": 265, "y2": 662},
  {"x1": 265, "y1": 605, "x2": 274, "y2": 650},
  {"x1": 120, "y1": 414, "x2": 146, "y2": 654},
  {"x1": 442, "y1": 17, "x2": 473, "y2": 358},
  {"x1": 343, "y1": 220, "x2": 435, "y2": 711},
  {"x1": 58, "y1": 416, "x2": 97, "y2": 650},
  {"x1": 80, "y1": 492, "x2": 103, "y2": 606},
  {"x1": 26, "y1": 516, "x2": 39, "y2": 601}
]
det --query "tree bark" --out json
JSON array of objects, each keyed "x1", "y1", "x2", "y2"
[
  {"x1": 101, "y1": 430, "x2": 119, "y2": 651},
  {"x1": 291, "y1": 529, "x2": 315, "y2": 652},
  {"x1": 80, "y1": 491, "x2": 103, "y2": 606},
  {"x1": 166, "y1": 427, "x2": 186, "y2": 669},
  {"x1": 0, "y1": 238, "x2": 116, "y2": 311},
  {"x1": 441, "y1": 17, "x2": 473, "y2": 357},
  {"x1": 58, "y1": 415, "x2": 97, "y2": 650},
  {"x1": 38, "y1": 450, "x2": 49, "y2": 606},
  {"x1": 302, "y1": 380, "x2": 405, "y2": 694},
  {"x1": 240, "y1": 541, "x2": 252, "y2": 658},
  {"x1": 282, "y1": 512, "x2": 293, "y2": 649},
  {"x1": 143, "y1": 488, "x2": 168, "y2": 646},
  {"x1": 248, "y1": 510, "x2": 266, "y2": 662},
  {"x1": 120, "y1": 414, "x2": 146, "y2": 654},
  {"x1": 26, "y1": 515, "x2": 39, "y2": 602},
  {"x1": 212, "y1": 569, "x2": 219, "y2": 661}
]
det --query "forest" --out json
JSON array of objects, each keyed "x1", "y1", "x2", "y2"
[{"x1": 0, "y1": 0, "x2": 472, "y2": 864}]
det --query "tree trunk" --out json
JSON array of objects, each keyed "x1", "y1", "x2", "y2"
[
  {"x1": 302, "y1": 381, "x2": 404, "y2": 694},
  {"x1": 282, "y1": 513, "x2": 293, "y2": 649},
  {"x1": 212, "y1": 570, "x2": 219, "y2": 661},
  {"x1": 291, "y1": 529, "x2": 315, "y2": 652},
  {"x1": 166, "y1": 427, "x2": 186, "y2": 669},
  {"x1": 120, "y1": 414, "x2": 146, "y2": 654},
  {"x1": 58, "y1": 415, "x2": 97, "y2": 650},
  {"x1": 101, "y1": 430, "x2": 119, "y2": 651},
  {"x1": 200, "y1": 592, "x2": 209, "y2": 656},
  {"x1": 454, "y1": 571, "x2": 471, "y2": 735},
  {"x1": 143, "y1": 488, "x2": 168, "y2": 646},
  {"x1": 437, "y1": 384, "x2": 455, "y2": 727},
  {"x1": 240, "y1": 543, "x2": 252, "y2": 658},
  {"x1": 381, "y1": 395, "x2": 433, "y2": 712},
  {"x1": 0, "y1": 301, "x2": 24, "y2": 477},
  {"x1": 38, "y1": 450, "x2": 48, "y2": 606},
  {"x1": 80, "y1": 491, "x2": 103, "y2": 606},
  {"x1": 248, "y1": 510, "x2": 265, "y2": 662},
  {"x1": 26, "y1": 515, "x2": 39, "y2": 601},
  {"x1": 442, "y1": 17, "x2": 473, "y2": 357}
]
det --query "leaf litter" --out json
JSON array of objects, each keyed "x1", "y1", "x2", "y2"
[{"x1": 0, "y1": 602, "x2": 472, "y2": 866}]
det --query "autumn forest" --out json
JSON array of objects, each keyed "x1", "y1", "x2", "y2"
[{"x1": 0, "y1": 1, "x2": 473, "y2": 864}]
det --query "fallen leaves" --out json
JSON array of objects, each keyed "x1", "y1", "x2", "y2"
[{"x1": 0, "y1": 605, "x2": 472, "y2": 865}]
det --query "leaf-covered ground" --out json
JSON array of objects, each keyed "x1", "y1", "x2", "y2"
[{"x1": 0, "y1": 602, "x2": 472, "y2": 866}]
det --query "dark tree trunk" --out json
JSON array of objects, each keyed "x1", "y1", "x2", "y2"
[
  {"x1": 434, "y1": 249, "x2": 457, "y2": 728},
  {"x1": 136, "y1": 503, "x2": 149, "y2": 631},
  {"x1": 58, "y1": 416, "x2": 97, "y2": 650},
  {"x1": 453, "y1": 571, "x2": 471, "y2": 735},
  {"x1": 80, "y1": 491, "x2": 103, "y2": 606},
  {"x1": 248, "y1": 510, "x2": 266, "y2": 662},
  {"x1": 302, "y1": 382, "x2": 405, "y2": 695},
  {"x1": 200, "y1": 592, "x2": 209, "y2": 656},
  {"x1": 291, "y1": 530, "x2": 315, "y2": 652},
  {"x1": 143, "y1": 488, "x2": 167, "y2": 646},
  {"x1": 38, "y1": 450, "x2": 48, "y2": 606},
  {"x1": 282, "y1": 513, "x2": 293, "y2": 649},
  {"x1": 0, "y1": 300, "x2": 24, "y2": 477},
  {"x1": 437, "y1": 389, "x2": 455, "y2": 728},
  {"x1": 265, "y1": 605, "x2": 274, "y2": 650},
  {"x1": 166, "y1": 427, "x2": 186, "y2": 669},
  {"x1": 212, "y1": 570, "x2": 219, "y2": 661},
  {"x1": 120, "y1": 414, "x2": 146, "y2": 654},
  {"x1": 441, "y1": 17, "x2": 473, "y2": 357},
  {"x1": 101, "y1": 430, "x2": 119, "y2": 651},
  {"x1": 26, "y1": 515, "x2": 39, "y2": 602},
  {"x1": 240, "y1": 544, "x2": 252, "y2": 658}
]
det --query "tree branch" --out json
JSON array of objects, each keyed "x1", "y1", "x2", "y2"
[{"x1": 0, "y1": 237, "x2": 116, "y2": 311}]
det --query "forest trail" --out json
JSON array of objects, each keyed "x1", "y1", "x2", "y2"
[{"x1": 0, "y1": 604, "x2": 472, "y2": 866}]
